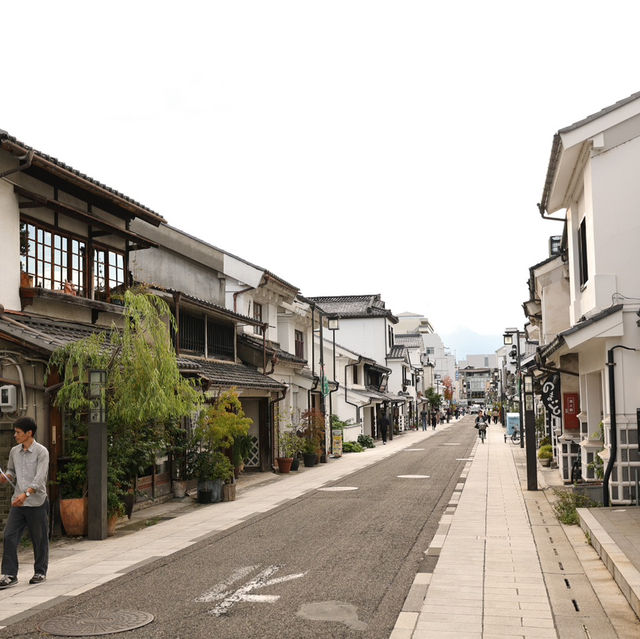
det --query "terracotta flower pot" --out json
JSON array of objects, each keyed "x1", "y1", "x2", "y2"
[
  {"x1": 276, "y1": 457, "x2": 293, "y2": 474},
  {"x1": 60, "y1": 497, "x2": 88, "y2": 536}
]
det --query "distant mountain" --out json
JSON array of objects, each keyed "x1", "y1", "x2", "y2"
[{"x1": 440, "y1": 328, "x2": 502, "y2": 361}]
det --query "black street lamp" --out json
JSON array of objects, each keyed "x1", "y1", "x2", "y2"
[
  {"x1": 327, "y1": 317, "x2": 340, "y2": 455},
  {"x1": 504, "y1": 329, "x2": 524, "y2": 449}
]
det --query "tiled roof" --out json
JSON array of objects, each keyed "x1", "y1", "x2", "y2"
[
  {"x1": 308, "y1": 295, "x2": 398, "y2": 323},
  {"x1": 395, "y1": 334, "x2": 423, "y2": 349},
  {"x1": 0, "y1": 130, "x2": 165, "y2": 226},
  {"x1": 387, "y1": 345, "x2": 408, "y2": 359},
  {"x1": 182, "y1": 356, "x2": 286, "y2": 391},
  {"x1": 558, "y1": 90, "x2": 640, "y2": 134},
  {"x1": 0, "y1": 311, "x2": 109, "y2": 353},
  {"x1": 238, "y1": 333, "x2": 307, "y2": 365}
]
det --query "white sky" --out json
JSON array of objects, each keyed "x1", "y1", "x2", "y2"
[{"x1": 3, "y1": 1, "x2": 639, "y2": 356}]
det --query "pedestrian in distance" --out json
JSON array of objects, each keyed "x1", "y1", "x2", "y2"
[
  {"x1": 420, "y1": 407, "x2": 428, "y2": 431},
  {"x1": 430, "y1": 410, "x2": 437, "y2": 430},
  {"x1": 475, "y1": 410, "x2": 488, "y2": 443},
  {"x1": 0, "y1": 417, "x2": 49, "y2": 589},
  {"x1": 379, "y1": 411, "x2": 389, "y2": 444}
]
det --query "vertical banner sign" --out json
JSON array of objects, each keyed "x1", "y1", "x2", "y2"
[{"x1": 541, "y1": 374, "x2": 561, "y2": 417}]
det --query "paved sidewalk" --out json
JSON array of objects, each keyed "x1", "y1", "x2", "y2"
[
  {"x1": 0, "y1": 422, "x2": 458, "y2": 629},
  {"x1": 391, "y1": 424, "x2": 557, "y2": 639}
]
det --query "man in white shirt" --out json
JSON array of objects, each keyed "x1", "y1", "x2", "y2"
[{"x1": 0, "y1": 417, "x2": 49, "y2": 588}]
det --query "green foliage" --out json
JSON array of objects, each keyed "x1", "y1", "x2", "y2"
[
  {"x1": 189, "y1": 449, "x2": 234, "y2": 482},
  {"x1": 196, "y1": 388, "x2": 252, "y2": 452},
  {"x1": 48, "y1": 290, "x2": 203, "y2": 515},
  {"x1": 279, "y1": 430, "x2": 302, "y2": 458},
  {"x1": 539, "y1": 436, "x2": 551, "y2": 447},
  {"x1": 302, "y1": 437, "x2": 318, "y2": 454},
  {"x1": 342, "y1": 441, "x2": 364, "y2": 453},
  {"x1": 588, "y1": 453, "x2": 604, "y2": 480},
  {"x1": 330, "y1": 414, "x2": 352, "y2": 430},
  {"x1": 552, "y1": 488, "x2": 599, "y2": 525},
  {"x1": 232, "y1": 434, "x2": 254, "y2": 468},
  {"x1": 357, "y1": 434, "x2": 375, "y2": 449},
  {"x1": 538, "y1": 444, "x2": 553, "y2": 460},
  {"x1": 424, "y1": 387, "x2": 442, "y2": 410}
]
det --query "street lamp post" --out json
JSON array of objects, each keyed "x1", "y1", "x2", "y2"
[
  {"x1": 523, "y1": 372, "x2": 537, "y2": 490},
  {"x1": 327, "y1": 317, "x2": 339, "y2": 455},
  {"x1": 503, "y1": 329, "x2": 524, "y2": 449}
]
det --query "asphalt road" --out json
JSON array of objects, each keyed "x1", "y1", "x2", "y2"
[{"x1": 4, "y1": 419, "x2": 477, "y2": 639}]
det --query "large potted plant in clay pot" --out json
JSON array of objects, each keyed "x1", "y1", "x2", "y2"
[
  {"x1": 277, "y1": 431, "x2": 300, "y2": 473},
  {"x1": 57, "y1": 434, "x2": 89, "y2": 536}
]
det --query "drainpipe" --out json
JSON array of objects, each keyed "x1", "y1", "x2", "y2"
[
  {"x1": 0, "y1": 149, "x2": 34, "y2": 179},
  {"x1": 603, "y1": 345, "x2": 637, "y2": 506},
  {"x1": 233, "y1": 286, "x2": 254, "y2": 313}
]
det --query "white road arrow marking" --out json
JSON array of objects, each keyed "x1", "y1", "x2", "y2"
[{"x1": 196, "y1": 565, "x2": 307, "y2": 616}]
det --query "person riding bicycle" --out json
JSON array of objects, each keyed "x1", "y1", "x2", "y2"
[{"x1": 475, "y1": 410, "x2": 488, "y2": 443}]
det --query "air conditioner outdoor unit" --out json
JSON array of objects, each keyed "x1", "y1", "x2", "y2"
[{"x1": 0, "y1": 385, "x2": 17, "y2": 412}]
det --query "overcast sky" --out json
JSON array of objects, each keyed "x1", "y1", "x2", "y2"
[{"x1": 3, "y1": 1, "x2": 638, "y2": 358}]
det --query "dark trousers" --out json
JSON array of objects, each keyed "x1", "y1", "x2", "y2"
[{"x1": 2, "y1": 500, "x2": 49, "y2": 577}]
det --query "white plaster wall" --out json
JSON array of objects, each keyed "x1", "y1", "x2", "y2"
[
  {"x1": 0, "y1": 181, "x2": 22, "y2": 311},
  {"x1": 334, "y1": 317, "x2": 387, "y2": 364},
  {"x1": 591, "y1": 137, "x2": 640, "y2": 304},
  {"x1": 131, "y1": 246, "x2": 225, "y2": 305}
]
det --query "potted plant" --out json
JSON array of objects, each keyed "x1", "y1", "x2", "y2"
[
  {"x1": 538, "y1": 444, "x2": 553, "y2": 467},
  {"x1": 277, "y1": 431, "x2": 300, "y2": 473},
  {"x1": 57, "y1": 437, "x2": 89, "y2": 536},
  {"x1": 302, "y1": 437, "x2": 318, "y2": 467}
]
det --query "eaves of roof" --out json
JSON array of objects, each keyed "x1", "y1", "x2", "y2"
[
  {"x1": 154, "y1": 287, "x2": 263, "y2": 326},
  {"x1": 238, "y1": 333, "x2": 307, "y2": 365},
  {"x1": 182, "y1": 356, "x2": 286, "y2": 391},
  {"x1": 0, "y1": 311, "x2": 108, "y2": 354},
  {"x1": 0, "y1": 130, "x2": 165, "y2": 227}
]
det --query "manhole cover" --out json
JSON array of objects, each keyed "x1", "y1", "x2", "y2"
[{"x1": 39, "y1": 610, "x2": 154, "y2": 636}]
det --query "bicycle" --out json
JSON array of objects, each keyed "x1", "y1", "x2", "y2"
[{"x1": 509, "y1": 428, "x2": 520, "y2": 444}]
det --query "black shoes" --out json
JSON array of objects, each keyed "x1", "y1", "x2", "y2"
[
  {"x1": 0, "y1": 575, "x2": 18, "y2": 589},
  {"x1": 29, "y1": 574, "x2": 46, "y2": 585}
]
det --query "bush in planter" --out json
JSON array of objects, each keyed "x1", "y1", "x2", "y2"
[
  {"x1": 357, "y1": 434, "x2": 375, "y2": 449},
  {"x1": 343, "y1": 441, "x2": 364, "y2": 453},
  {"x1": 537, "y1": 444, "x2": 553, "y2": 460}
]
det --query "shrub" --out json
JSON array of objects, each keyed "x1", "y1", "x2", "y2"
[
  {"x1": 552, "y1": 488, "x2": 599, "y2": 525},
  {"x1": 357, "y1": 434, "x2": 375, "y2": 449},
  {"x1": 343, "y1": 441, "x2": 364, "y2": 453},
  {"x1": 539, "y1": 436, "x2": 551, "y2": 447},
  {"x1": 538, "y1": 444, "x2": 553, "y2": 460}
]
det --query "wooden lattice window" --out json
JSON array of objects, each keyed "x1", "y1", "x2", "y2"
[{"x1": 20, "y1": 221, "x2": 86, "y2": 295}]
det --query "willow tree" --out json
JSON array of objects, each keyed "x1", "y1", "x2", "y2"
[{"x1": 48, "y1": 290, "x2": 202, "y2": 512}]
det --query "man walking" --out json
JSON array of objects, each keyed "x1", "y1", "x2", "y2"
[
  {"x1": 420, "y1": 407, "x2": 428, "y2": 431},
  {"x1": 379, "y1": 411, "x2": 389, "y2": 445},
  {"x1": 0, "y1": 417, "x2": 49, "y2": 588}
]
